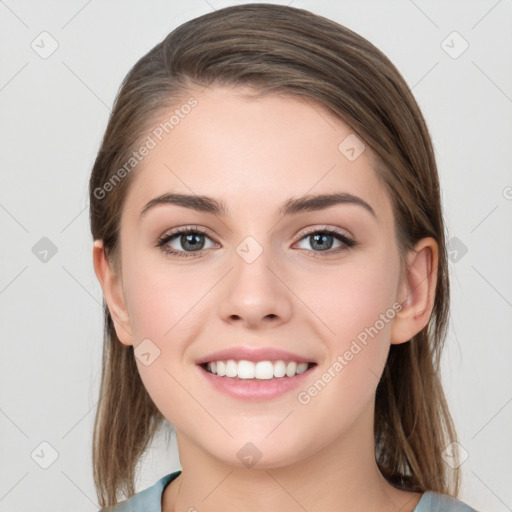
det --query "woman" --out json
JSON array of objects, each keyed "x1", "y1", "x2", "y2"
[{"x1": 89, "y1": 4, "x2": 478, "y2": 511}]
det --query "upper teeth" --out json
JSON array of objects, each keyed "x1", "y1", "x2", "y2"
[{"x1": 206, "y1": 360, "x2": 309, "y2": 379}]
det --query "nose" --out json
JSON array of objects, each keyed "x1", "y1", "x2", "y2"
[{"x1": 218, "y1": 247, "x2": 293, "y2": 329}]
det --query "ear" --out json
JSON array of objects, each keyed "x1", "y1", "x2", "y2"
[
  {"x1": 391, "y1": 237, "x2": 439, "y2": 345},
  {"x1": 92, "y1": 240, "x2": 134, "y2": 346}
]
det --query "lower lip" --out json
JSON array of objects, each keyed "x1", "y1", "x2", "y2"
[{"x1": 197, "y1": 364, "x2": 316, "y2": 401}]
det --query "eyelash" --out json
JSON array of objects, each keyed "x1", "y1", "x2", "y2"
[{"x1": 156, "y1": 225, "x2": 357, "y2": 259}]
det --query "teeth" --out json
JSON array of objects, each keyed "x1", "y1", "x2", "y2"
[
  {"x1": 216, "y1": 361, "x2": 226, "y2": 377},
  {"x1": 255, "y1": 361, "x2": 274, "y2": 380},
  {"x1": 296, "y1": 362, "x2": 308, "y2": 375},
  {"x1": 273, "y1": 360, "x2": 286, "y2": 378},
  {"x1": 205, "y1": 359, "x2": 310, "y2": 379},
  {"x1": 226, "y1": 360, "x2": 238, "y2": 378},
  {"x1": 286, "y1": 361, "x2": 297, "y2": 377},
  {"x1": 238, "y1": 360, "x2": 255, "y2": 379}
]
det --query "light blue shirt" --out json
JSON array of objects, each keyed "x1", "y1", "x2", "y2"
[{"x1": 102, "y1": 471, "x2": 479, "y2": 511}]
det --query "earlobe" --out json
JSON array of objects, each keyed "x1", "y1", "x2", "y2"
[
  {"x1": 391, "y1": 237, "x2": 439, "y2": 345},
  {"x1": 92, "y1": 240, "x2": 134, "y2": 346}
]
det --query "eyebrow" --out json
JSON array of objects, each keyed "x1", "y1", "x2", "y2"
[{"x1": 139, "y1": 192, "x2": 376, "y2": 219}]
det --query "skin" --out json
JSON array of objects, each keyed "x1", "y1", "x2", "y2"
[{"x1": 93, "y1": 85, "x2": 438, "y2": 512}]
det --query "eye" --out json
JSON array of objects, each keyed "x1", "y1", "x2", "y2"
[
  {"x1": 294, "y1": 226, "x2": 356, "y2": 256},
  {"x1": 156, "y1": 225, "x2": 357, "y2": 259},
  {"x1": 156, "y1": 226, "x2": 217, "y2": 258}
]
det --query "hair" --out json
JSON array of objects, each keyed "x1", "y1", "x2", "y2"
[{"x1": 89, "y1": 3, "x2": 459, "y2": 509}]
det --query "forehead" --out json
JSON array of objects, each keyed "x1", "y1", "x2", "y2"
[{"x1": 121, "y1": 85, "x2": 393, "y2": 224}]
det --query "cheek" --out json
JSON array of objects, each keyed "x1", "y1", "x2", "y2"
[
  {"x1": 122, "y1": 246, "x2": 209, "y2": 342},
  {"x1": 295, "y1": 248, "x2": 401, "y2": 402},
  {"x1": 298, "y1": 248, "x2": 401, "y2": 346}
]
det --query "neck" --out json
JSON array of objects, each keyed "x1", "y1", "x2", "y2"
[{"x1": 162, "y1": 404, "x2": 422, "y2": 512}]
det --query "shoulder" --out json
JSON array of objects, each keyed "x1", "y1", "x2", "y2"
[
  {"x1": 415, "y1": 491, "x2": 480, "y2": 512},
  {"x1": 99, "y1": 471, "x2": 182, "y2": 512}
]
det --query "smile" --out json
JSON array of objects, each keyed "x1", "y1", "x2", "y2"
[
  {"x1": 202, "y1": 359, "x2": 314, "y2": 379},
  {"x1": 198, "y1": 359, "x2": 318, "y2": 401}
]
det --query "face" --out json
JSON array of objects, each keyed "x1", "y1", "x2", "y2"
[{"x1": 108, "y1": 85, "x2": 408, "y2": 469}]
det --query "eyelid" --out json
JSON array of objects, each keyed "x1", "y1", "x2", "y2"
[
  {"x1": 159, "y1": 224, "x2": 352, "y2": 243},
  {"x1": 157, "y1": 224, "x2": 356, "y2": 258},
  {"x1": 294, "y1": 224, "x2": 353, "y2": 242},
  {"x1": 292, "y1": 225, "x2": 357, "y2": 255},
  {"x1": 156, "y1": 225, "x2": 218, "y2": 248}
]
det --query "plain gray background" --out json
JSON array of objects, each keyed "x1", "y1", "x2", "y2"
[{"x1": 1, "y1": 1, "x2": 511, "y2": 511}]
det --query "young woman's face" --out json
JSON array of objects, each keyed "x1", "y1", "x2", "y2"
[{"x1": 114, "y1": 86, "x2": 406, "y2": 468}]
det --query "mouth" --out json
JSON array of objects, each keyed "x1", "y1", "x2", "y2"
[
  {"x1": 200, "y1": 360, "x2": 317, "y2": 380},
  {"x1": 197, "y1": 357, "x2": 318, "y2": 401}
]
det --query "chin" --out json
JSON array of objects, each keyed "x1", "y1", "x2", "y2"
[{"x1": 199, "y1": 433, "x2": 313, "y2": 471}]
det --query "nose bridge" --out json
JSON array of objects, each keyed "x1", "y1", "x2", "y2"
[{"x1": 218, "y1": 234, "x2": 293, "y2": 326}]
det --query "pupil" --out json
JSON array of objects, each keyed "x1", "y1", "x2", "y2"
[
  {"x1": 182, "y1": 233, "x2": 204, "y2": 251},
  {"x1": 311, "y1": 233, "x2": 333, "y2": 251}
]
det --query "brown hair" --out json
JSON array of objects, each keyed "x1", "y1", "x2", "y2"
[{"x1": 89, "y1": 3, "x2": 459, "y2": 509}]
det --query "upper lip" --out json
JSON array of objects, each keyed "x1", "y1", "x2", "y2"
[{"x1": 196, "y1": 346, "x2": 316, "y2": 365}]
